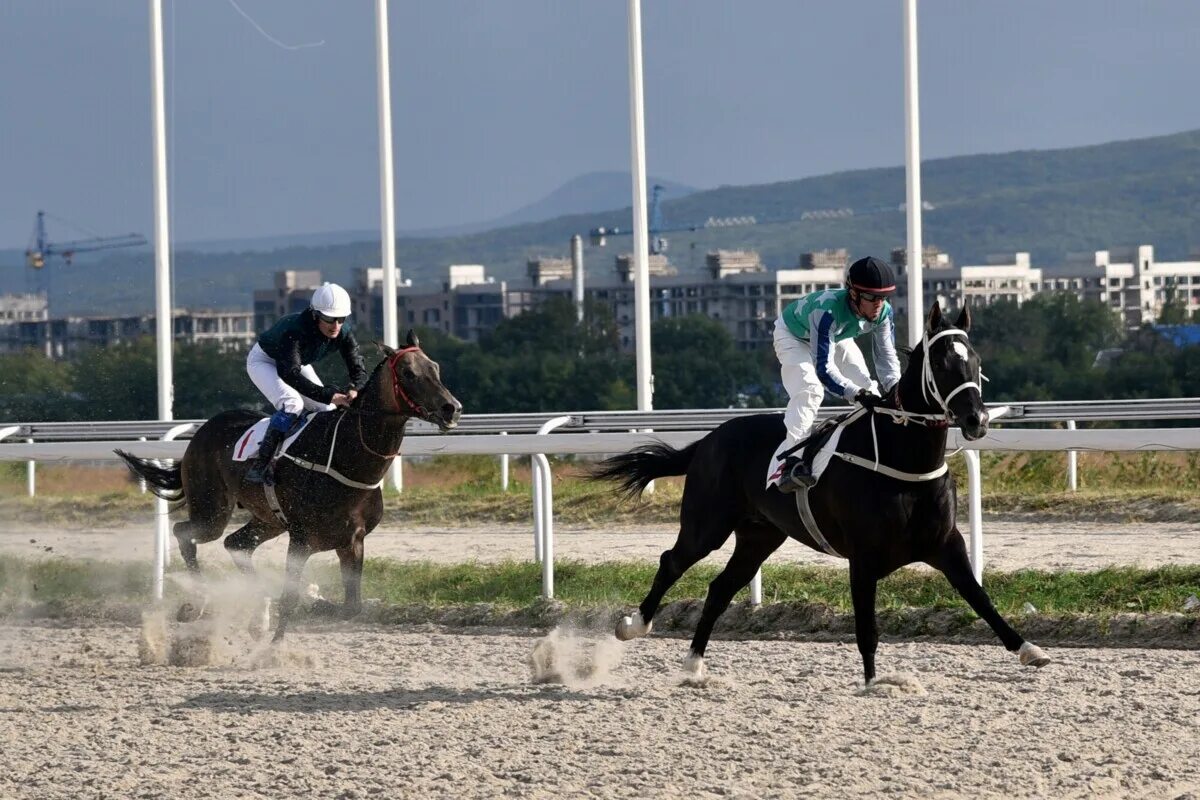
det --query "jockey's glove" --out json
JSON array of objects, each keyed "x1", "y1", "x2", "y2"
[{"x1": 854, "y1": 389, "x2": 885, "y2": 410}]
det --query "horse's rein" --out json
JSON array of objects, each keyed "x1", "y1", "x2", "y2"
[{"x1": 348, "y1": 346, "x2": 427, "y2": 460}]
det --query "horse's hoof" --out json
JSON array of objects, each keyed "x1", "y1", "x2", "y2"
[
  {"x1": 615, "y1": 611, "x2": 652, "y2": 641},
  {"x1": 682, "y1": 653, "x2": 706, "y2": 679},
  {"x1": 175, "y1": 601, "x2": 204, "y2": 623},
  {"x1": 1018, "y1": 642, "x2": 1050, "y2": 668}
]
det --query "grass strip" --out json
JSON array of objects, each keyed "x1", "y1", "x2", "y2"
[{"x1": 3, "y1": 555, "x2": 1198, "y2": 617}]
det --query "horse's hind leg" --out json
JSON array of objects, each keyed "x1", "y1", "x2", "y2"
[
  {"x1": 928, "y1": 529, "x2": 1050, "y2": 668},
  {"x1": 173, "y1": 517, "x2": 230, "y2": 573},
  {"x1": 223, "y1": 519, "x2": 283, "y2": 577},
  {"x1": 684, "y1": 524, "x2": 787, "y2": 676},
  {"x1": 617, "y1": 503, "x2": 740, "y2": 641},
  {"x1": 174, "y1": 454, "x2": 235, "y2": 573}
]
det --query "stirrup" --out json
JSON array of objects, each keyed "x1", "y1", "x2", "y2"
[
  {"x1": 778, "y1": 460, "x2": 816, "y2": 493},
  {"x1": 244, "y1": 461, "x2": 274, "y2": 487}
]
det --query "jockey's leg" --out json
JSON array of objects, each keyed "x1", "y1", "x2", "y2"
[
  {"x1": 245, "y1": 407, "x2": 299, "y2": 486},
  {"x1": 770, "y1": 321, "x2": 823, "y2": 491}
]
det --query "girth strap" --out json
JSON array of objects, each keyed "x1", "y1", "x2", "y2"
[
  {"x1": 794, "y1": 488, "x2": 842, "y2": 559},
  {"x1": 277, "y1": 452, "x2": 384, "y2": 490},
  {"x1": 263, "y1": 481, "x2": 289, "y2": 527},
  {"x1": 833, "y1": 451, "x2": 949, "y2": 482}
]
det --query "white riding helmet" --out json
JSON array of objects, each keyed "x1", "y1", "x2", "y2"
[{"x1": 311, "y1": 282, "x2": 352, "y2": 318}]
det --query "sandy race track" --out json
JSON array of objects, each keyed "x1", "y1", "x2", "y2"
[
  {"x1": 2, "y1": 518, "x2": 1199, "y2": 798},
  {"x1": 2, "y1": 621, "x2": 1199, "y2": 799}
]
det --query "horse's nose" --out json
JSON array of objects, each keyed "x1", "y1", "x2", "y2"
[{"x1": 443, "y1": 401, "x2": 461, "y2": 422}]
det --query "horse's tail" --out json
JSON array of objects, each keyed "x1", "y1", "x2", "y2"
[
  {"x1": 114, "y1": 449, "x2": 184, "y2": 502},
  {"x1": 589, "y1": 439, "x2": 701, "y2": 501}
]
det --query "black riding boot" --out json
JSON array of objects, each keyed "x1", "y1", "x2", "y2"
[{"x1": 244, "y1": 426, "x2": 286, "y2": 486}]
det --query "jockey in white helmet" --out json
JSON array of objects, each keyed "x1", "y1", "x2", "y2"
[{"x1": 243, "y1": 282, "x2": 367, "y2": 486}]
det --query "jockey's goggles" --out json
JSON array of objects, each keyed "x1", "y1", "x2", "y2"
[
  {"x1": 854, "y1": 291, "x2": 890, "y2": 303},
  {"x1": 316, "y1": 312, "x2": 347, "y2": 325}
]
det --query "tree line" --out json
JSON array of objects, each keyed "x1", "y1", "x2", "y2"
[{"x1": 0, "y1": 294, "x2": 1196, "y2": 422}]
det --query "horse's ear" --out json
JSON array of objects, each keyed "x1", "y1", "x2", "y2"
[
  {"x1": 926, "y1": 301, "x2": 943, "y2": 333},
  {"x1": 955, "y1": 304, "x2": 971, "y2": 333},
  {"x1": 406, "y1": 329, "x2": 420, "y2": 349},
  {"x1": 377, "y1": 341, "x2": 397, "y2": 357}
]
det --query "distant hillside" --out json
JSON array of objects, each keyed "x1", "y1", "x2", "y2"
[{"x1": 9, "y1": 129, "x2": 1200, "y2": 316}]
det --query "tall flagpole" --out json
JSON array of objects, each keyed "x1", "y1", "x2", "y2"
[
  {"x1": 903, "y1": 0, "x2": 925, "y2": 346},
  {"x1": 148, "y1": 0, "x2": 173, "y2": 419},
  {"x1": 626, "y1": 0, "x2": 653, "y2": 410},
  {"x1": 376, "y1": 0, "x2": 399, "y2": 349}
]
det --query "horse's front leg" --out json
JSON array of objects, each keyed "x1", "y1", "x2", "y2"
[
  {"x1": 335, "y1": 529, "x2": 366, "y2": 619},
  {"x1": 273, "y1": 535, "x2": 314, "y2": 642},
  {"x1": 849, "y1": 559, "x2": 879, "y2": 685},
  {"x1": 929, "y1": 530, "x2": 1050, "y2": 668}
]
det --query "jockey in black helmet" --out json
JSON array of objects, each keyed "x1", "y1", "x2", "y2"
[{"x1": 767, "y1": 255, "x2": 901, "y2": 492}]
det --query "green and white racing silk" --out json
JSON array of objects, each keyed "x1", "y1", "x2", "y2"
[{"x1": 781, "y1": 287, "x2": 901, "y2": 401}]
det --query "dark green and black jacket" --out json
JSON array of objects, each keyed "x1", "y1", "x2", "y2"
[{"x1": 257, "y1": 310, "x2": 368, "y2": 404}]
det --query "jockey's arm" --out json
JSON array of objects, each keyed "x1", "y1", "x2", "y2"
[
  {"x1": 810, "y1": 310, "x2": 861, "y2": 402},
  {"x1": 338, "y1": 330, "x2": 369, "y2": 392},
  {"x1": 870, "y1": 313, "x2": 902, "y2": 393},
  {"x1": 275, "y1": 335, "x2": 337, "y2": 404}
]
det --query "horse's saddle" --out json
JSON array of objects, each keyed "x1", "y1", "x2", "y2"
[{"x1": 231, "y1": 414, "x2": 314, "y2": 462}]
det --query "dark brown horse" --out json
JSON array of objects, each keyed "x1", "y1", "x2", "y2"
[
  {"x1": 117, "y1": 330, "x2": 461, "y2": 640},
  {"x1": 592, "y1": 304, "x2": 1050, "y2": 685}
]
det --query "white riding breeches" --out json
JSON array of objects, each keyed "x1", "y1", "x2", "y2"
[
  {"x1": 246, "y1": 343, "x2": 335, "y2": 415},
  {"x1": 767, "y1": 318, "x2": 877, "y2": 487}
]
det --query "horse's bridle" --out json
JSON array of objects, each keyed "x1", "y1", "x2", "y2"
[
  {"x1": 387, "y1": 346, "x2": 428, "y2": 418},
  {"x1": 919, "y1": 327, "x2": 982, "y2": 418}
]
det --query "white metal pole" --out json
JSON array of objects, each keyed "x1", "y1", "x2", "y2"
[
  {"x1": 535, "y1": 453, "x2": 555, "y2": 598},
  {"x1": 1066, "y1": 420, "x2": 1078, "y2": 491},
  {"x1": 390, "y1": 458, "x2": 402, "y2": 493},
  {"x1": 626, "y1": 0, "x2": 653, "y2": 411},
  {"x1": 149, "y1": 0, "x2": 174, "y2": 420},
  {"x1": 902, "y1": 0, "x2": 924, "y2": 347},
  {"x1": 376, "y1": 0, "x2": 399, "y2": 349},
  {"x1": 499, "y1": 431, "x2": 510, "y2": 491},
  {"x1": 154, "y1": 423, "x2": 194, "y2": 600},
  {"x1": 964, "y1": 450, "x2": 983, "y2": 583},
  {"x1": 750, "y1": 570, "x2": 762, "y2": 606},
  {"x1": 25, "y1": 439, "x2": 34, "y2": 497},
  {"x1": 571, "y1": 234, "x2": 585, "y2": 323}
]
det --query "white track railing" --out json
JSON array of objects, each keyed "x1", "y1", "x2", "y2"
[{"x1": 2, "y1": 400, "x2": 1199, "y2": 600}]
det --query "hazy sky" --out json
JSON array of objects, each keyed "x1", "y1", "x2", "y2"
[{"x1": 3, "y1": 1, "x2": 1200, "y2": 249}]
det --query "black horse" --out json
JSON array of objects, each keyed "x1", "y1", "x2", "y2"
[
  {"x1": 117, "y1": 330, "x2": 461, "y2": 640},
  {"x1": 593, "y1": 303, "x2": 1049, "y2": 684}
]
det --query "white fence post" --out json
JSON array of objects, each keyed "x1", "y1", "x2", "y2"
[
  {"x1": 531, "y1": 416, "x2": 574, "y2": 597},
  {"x1": 391, "y1": 458, "x2": 402, "y2": 494},
  {"x1": 963, "y1": 449, "x2": 984, "y2": 583},
  {"x1": 1066, "y1": 420, "x2": 1078, "y2": 491},
  {"x1": 25, "y1": 438, "x2": 35, "y2": 497},
  {"x1": 499, "y1": 431, "x2": 509, "y2": 492},
  {"x1": 154, "y1": 423, "x2": 195, "y2": 601},
  {"x1": 138, "y1": 436, "x2": 148, "y2": 493}
]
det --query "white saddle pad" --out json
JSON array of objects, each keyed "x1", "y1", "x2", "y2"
[
  {"x1": 766, "y1": 426, "x2": 846, "y2": 490},
  {"x1": 231, "y1": 415, "x2": 314, "y2": 462}
]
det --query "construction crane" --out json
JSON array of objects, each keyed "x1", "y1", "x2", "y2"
[
  {"x1": 588, "y1": 184, "x2": 757, "y2": 256},
  {"x1": 25, "y1": 210, "x2": 147, "y2": 269}
]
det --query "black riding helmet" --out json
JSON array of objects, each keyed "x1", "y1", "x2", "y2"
[{"x1": 847, "y1": 256, "x2": 897, "y2": 295}]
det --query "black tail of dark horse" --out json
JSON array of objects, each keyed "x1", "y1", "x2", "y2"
[
  {"x1": 590, "y1": 440, "x2": 700, "y2": 500},
  {"x1": 114, "y1": 449, "x2": 184, "y2": 502}
]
